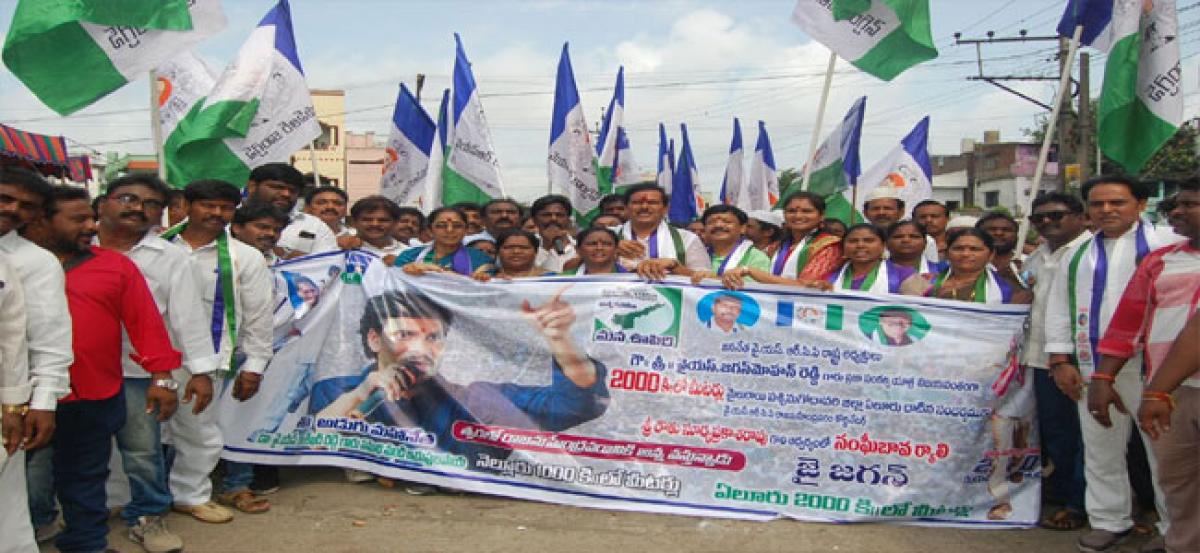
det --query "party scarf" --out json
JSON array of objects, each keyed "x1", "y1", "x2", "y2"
[
  {"x1": 710, "y1": 239, "x2": 754, "y2": 275},
  {"x1": 416, "y1": 245, "x2": 474, "y2": 275},
  {"x1": 771, "y1": 231, "x2": 838, "y2": 278},
  {"x1": 929, "y1": 268, "x2": 1012, "y2": 304},
  {"x1": 620, "y1": 220, "x2": 686, "y2": 264},
  {"x1": 1066, "y1": 221, "x2": 1152, "y2": 375},
  {"x1": 832, "y1": 260, "x2": 906, "y2": 294},
  {"x1": 161, "y1": 222, "x2": 238, "y2": 374}
]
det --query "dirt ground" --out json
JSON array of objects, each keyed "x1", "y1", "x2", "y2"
[{"x1": 36, "y1": 466, "x2": 1164, "y2": 553}]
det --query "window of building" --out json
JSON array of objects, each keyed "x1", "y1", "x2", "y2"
[
  {"x1": 984, "y1": 191, "x2": 1000, "y2": 208},
  {"x1": 946, "y1": 200, "x2": 960, "y2": 211}
]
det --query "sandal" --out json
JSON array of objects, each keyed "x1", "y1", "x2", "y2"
[
  {"x1": 173, "y1": 500, "x2": 235, "y2": 523},
  {"x1": 216, "y1": 490, "x2": 271, "y2": 514},
  {"x1": 1039, "y1": 508, "x2": 1086, "y2": 531},
  {"x1": 987, "y1": 503, "x2": 1013, "y2": 520}
]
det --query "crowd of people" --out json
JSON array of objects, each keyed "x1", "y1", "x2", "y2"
[{"x1": 0, "y1": 162, "x2": 1197, "y2": 553}]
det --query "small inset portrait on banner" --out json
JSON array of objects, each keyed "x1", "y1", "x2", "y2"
[
  {"x1": 859, "y1": 305, "x2": 930, "y2": 347},
  {"x1": 697, "y1": 291, "x2": 760, "y2": 334}
]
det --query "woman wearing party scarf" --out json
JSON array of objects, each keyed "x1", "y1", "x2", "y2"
[
  {"x1": 902, "y1": 228, "x2": 1032, "y2": 304},
  {"x1": 473, "y1": 230, "x2": 554, "y2": 281},
  {"x1": 887, "y1": 220, "x2": 946, "y2": 275},
  {"x1": 684, "y1": 205, "x2": 771, "y2": 290},
  {"x1": 391, "y1": 207, "x2": 493, "y2": 276},
  {"x1": 902, "y1": 227, "x2": 1031, "y2": 523},
  {"x1": 742, "y1": 192, "x2": 841, "y2": 288},
  {"x1": 560, "y1": 227, "x2": 627, "y2": 276},
  {"x1": 827, "y1": 224, "x2": 924, "y2": 294}
]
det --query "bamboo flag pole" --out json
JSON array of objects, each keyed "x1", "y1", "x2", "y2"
[
  {"x1": 801, "y1": 51, "x2": 838, "y2": 193},
  {"x1": 1018, "y1": 25, "x2": 1082, "y2": 247}
]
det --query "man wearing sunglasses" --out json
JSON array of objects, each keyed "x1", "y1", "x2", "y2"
[{"x1": 1021, "y1": 192, "x2": 1091, "y2": 532}]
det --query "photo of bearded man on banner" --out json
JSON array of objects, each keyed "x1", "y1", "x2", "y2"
[{"x1": 309, "y1": 285, "x2": 610, "y2": 468}]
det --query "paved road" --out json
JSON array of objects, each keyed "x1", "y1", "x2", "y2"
[{"x1": 38, "y1": 467, "x2": 1161, "y2": 553}]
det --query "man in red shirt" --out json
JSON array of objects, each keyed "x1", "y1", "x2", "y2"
[{"x1": 22, "y1": 186, "x2": 180, "y2": 553}]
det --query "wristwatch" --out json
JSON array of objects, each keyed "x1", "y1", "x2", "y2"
[{"x1": 151, "y1": 378, "x2": 180, "y2": 391}]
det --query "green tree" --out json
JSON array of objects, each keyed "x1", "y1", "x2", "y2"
[{"x1": 1023, "y1": 102, "x2": 1198, "y2": 181}]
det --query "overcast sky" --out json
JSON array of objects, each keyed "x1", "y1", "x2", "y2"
[{"x1": 1, "y1": 0, "x2": 1197, "y2": 200}]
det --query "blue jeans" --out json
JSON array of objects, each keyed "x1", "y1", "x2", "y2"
[
  {"x1": 114, "y1": 378, "x2": 173, "y2": 526},
  {"x1": 1034, "y1": 368, "x2": 1085, "y2": 512},
  {"x1": 222, "y1": 462, "x2": 254, "y2": 494},
  {"x1": 25, "y1": 445, "x2": 57, "y2": 527},
  {"x1": 53, "y1": 389, "x2": 127, "y2": 553}
]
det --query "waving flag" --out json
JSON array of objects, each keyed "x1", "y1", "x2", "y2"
[
  {"x1": 155, "y1": 51, "x2": 218, "y2": 142},
  {"x1": 656, "y1": 123, "x2": 673, "y2": 191},
  {"x1": 597, "y1": 67, "x2": 640, "y2": 192},
  {"x1": 444, "y1": 33, "x2": 505, "y2": 204},
  {"x1": 421, "y1": 88, "x2": 451, "y2": 212},
  {"x1": 720, "y1": 118, "x2": 745, "y2": 208},
  {"x1": 163, "y1": 0, "x2": 319, "y2": 188},
  {"x1": 3, "y1": 0, "x2": 225, "y2": 116},
  {"x1": 853, "y1": 116, "x2": 932, "y2": 218},
  {"x1": 669, "y1": 123, "x2": 702, "y2": 224},
  {"x1": 802, "y1": 96, "x2": 866, "y2": 198},
  {"x1": 380, "y1": 84, "x2": 436, "y2": 206},
  {"x1": 747, "y1": 120, "x2": 780, "y2": 210},
  {"x1": 790, "y1": 0, "x2": 937, "y2": 81},
  {"x1": 548, "y1": 43, "x2": 600, "y2": 216},
  {"x1": 1058, "y1": 0, "x2": 1182, "y2": 173}
]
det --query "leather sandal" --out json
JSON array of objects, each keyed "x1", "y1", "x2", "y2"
[{"x1": 217, "y1": 490, "x2": 271, "y2": 514}]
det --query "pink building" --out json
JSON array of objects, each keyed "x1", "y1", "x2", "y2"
[{"x1": 344, "y1": 131, "x2": 386, "y2": 204}]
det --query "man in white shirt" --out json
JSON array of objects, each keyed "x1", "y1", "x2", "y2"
[
  {"x1": 865, "y1": 186, "x2": 939, "y2": 262},
  {"x1": 391, "y1": 206, "x2": 425, "y2": 248},
  {"x1": 163, "y1": 180, "x2": 274, "y2": 524},
  {"x1": 1045, "y1": 176, "x2": 1175, "y2": 552},
  {"x1": 0, "y1": 255, "x2": 37, "y2": 553},
  {"x1": 246, "y1": 164, "x2": 337, "y2": 259},
  {"x1": 0, "y1": 168, "x2": 72, "y2": 542},
  {"x1": 1021, "y1": 192, "x2": 1091, "y2": 530},
  {"x1": 347, "y1": 196, "x2": 410, "y2": 264},
  {"x1": 530, "y1": 195, "x2": 576, "y2": 272},
  {"x1": 96, "y1": 175, "x2": 221, "y2": 551},
  {"x1": 303, "y1": 186, "x2": 354, "y2": 245},
  {"x1": 616, "y1": 183, "x2": 710, "y2": 274},
  {"x1": 231, "y1": 204, "x2": 289, "y2": 266},
  {"x1": 479, "y1": 198, "x2": 522, "y2": 241}
]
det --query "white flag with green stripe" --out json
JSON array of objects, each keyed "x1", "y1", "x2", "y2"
[
  {"x1": 155, "y1": 51, "x2": 217, "y2": 141},
  {"x1": 2, "y1": 0, "x2": 225, "y2": 116},
  {"x1": 802, "y1": 96, "x2": 865, "y2": 198},
  {"x1": 163, "y1": 0, "x2": 320, "y2": 188},
  {"x1": 1058, "y1": 0, "x2": 1182, "y2": 173},
  {"x1": 790, "y1": 0, "x2": 937, "y2": 81}
]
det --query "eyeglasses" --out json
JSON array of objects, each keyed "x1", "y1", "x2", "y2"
[
  {"x1": 111, "y1": 193, "x2": 165, "y2": 211},
  {"x1": 1028, "y1": 211, "x2": 1069, "y2": 224}
]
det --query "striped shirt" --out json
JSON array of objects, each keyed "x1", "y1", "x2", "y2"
[{"x1": 1097, "y1": 242, "x2": 1200, "y2": 387}]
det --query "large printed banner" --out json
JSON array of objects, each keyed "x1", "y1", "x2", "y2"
[{"x1": 220, "y1": 252, "x2": 1037, "y2": 527}]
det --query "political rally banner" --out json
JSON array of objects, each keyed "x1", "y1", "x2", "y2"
[{"x1": 219, "y1": 251, "x2": 1037, "y2": 527}]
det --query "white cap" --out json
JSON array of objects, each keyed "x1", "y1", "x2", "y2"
[
  {"x1": 462, "y1": 232, "x2": 494, "y2": 245},
  {"x1": 863, "y1": 186, "x2": 901, "y2": 204},
  {"x1": 946, "y1": 215, "x2": 979, "y2": 230},
  {"x1": 747, "y1": 209, "x2": 784, "y2": 227}
]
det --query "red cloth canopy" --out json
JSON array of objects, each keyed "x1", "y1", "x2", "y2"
[{"x1": 0, "y1": 122, "x2": 71, "y2": 177}]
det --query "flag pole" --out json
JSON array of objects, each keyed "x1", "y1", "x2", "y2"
[
  {"x1": 308, "y1": 142, "x2": 320, "y2": 187},
  {"x1": 801, "y1": 51, "x2": 837, "y2": 192},
  {"x1": 149, "y1": 71, "x2": 167, "y2": 182},
  {"x1": 148, "y1": 70, "x2": 171, "y2": 228},
  {"x1": 1018, "y1": 25, "x2": 1082, "y2": 247}
]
